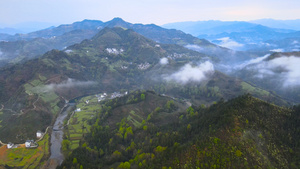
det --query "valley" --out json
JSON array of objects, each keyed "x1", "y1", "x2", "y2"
[{"x1": 0, "y1": 17, "x2": 299, "y2": 168}]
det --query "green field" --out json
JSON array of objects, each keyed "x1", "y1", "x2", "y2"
[
  {"x1": 65, "y1": 95, "x2": 101, "y2": 150},
  {"x1": 0, "y1": 134, "x2": 49, "y2": 169},
  {"x1": 23, "y1": 78, "x2": 60, "y2": 114},
  {"x1": 241, "y1": 82, "x2": 270, "y2": 96}
]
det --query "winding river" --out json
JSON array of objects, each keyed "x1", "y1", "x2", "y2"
[{"x1": 47, "y1": 103, "x2": 75, "y2": 168}]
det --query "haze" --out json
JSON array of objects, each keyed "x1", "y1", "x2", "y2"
[{"x1": 0, "y1": 0, "x2": 299, "y2": 27}]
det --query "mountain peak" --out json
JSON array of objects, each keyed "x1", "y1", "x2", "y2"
[
  {"x1": 111, "y1": 17, "x2": 125, "y2": 22},
  {"x1": 104, "y1": 17, "x2": 131, "y2": 28}
]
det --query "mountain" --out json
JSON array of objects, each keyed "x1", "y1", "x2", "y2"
[
  {"x1": 4, "y1": 20, "x2": 103, "y2": 41},
  {"x1": 10, "y1": 21, "x2": 58, "y2": 33},
  {"x1": 162, "y1": 20, "x2": 294, "y2": 37},
  {"x1": 104, "y1": 18, "x2": 213, "y2": 46},
  {"x1": 0, "y1": 29, "x2": 99, "y2": 67},
  {"x1": 250, "y1": 19, "x2": 300, "y2": 30},
  {"x1": 101, "y1": 18, "x2": 258, "y2": 65},
  {"x1": 0, "y1": 20, "x2": 106, "y2": 67},
  {"x1": 58, "y1": 91, "x2": 300, "y2": 169},
  {"x1": 0, "y1": 27, "x2": 286, "y2": 143},
  {"x1": 0, "y1": 27, "x2": 204, "y2": 142},
  {"x1": 0, "y1": 18, "x2": 254, "y2": 70},
  {"x1": 163, "y1": 20, "x2": 300, "y2": 52},
  {"x1": 234, "y1": 51, "x2": 300, "y2": 103},
  {"x1": 0, "y1": 27, "x2": 24, "y2": 35},
  {"x1": 0, "y1": 33, "x2": 12, "y2": 41}
]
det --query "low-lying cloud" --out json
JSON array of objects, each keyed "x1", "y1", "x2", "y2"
[
  {"x1": 217, "y1": 37, "x2": 244, "y2": 50},
  {"x1": 159, "y1": 57, "x2": 169, "y2": 65},
  {"x1": 245, "y1": 55, "x2": 300, "y2": 87},
  {"x1": 185, "y1": 44, "x2": 204, "y2": 52},
  {"x1": 165, "y1": 61, "x2": 214, "y2": 84},
  {"x1": 236, "y1": 54, "x2": 270, "y2": 69},
  {"x1": 38, "y1": 78, "x2": 97, "y2": 93},
  {"x1": 270, "y1": 48, "x2": 284, "y2": 52}
]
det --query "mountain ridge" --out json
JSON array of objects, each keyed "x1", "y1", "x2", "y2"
[{"x1": 0, "y1": 27, "x2": 286, "y2": 142}]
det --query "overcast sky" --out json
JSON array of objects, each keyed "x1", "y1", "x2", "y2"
[{"x1": 0, "y1": 0, "x2": 299, "y2": 26}]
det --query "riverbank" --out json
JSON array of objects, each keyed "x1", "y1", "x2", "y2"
[{"x1": 43, "y1": 103, "x2": 75, "y2": 169}]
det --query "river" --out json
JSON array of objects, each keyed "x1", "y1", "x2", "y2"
[{"x1": 45, "y1": 103, "x2": 75, "y2": 169}]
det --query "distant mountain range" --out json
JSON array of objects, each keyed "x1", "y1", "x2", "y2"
[
  {"x1": 249, "y1": 19, "x2": 300, "y2": 30},
  {"x1": 0, "y1": 18, "x2": 252, "y2": 68},
  {"x1": 163, "y1": 20, "x2": 300, "y2": 52},
  {"x1": 0, "y1": 21, "x2": 58, "y2": 35}
]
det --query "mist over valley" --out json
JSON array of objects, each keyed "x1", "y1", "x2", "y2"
[{"x1": 0, "y1": 2, "x2": 299, "y2": 168}]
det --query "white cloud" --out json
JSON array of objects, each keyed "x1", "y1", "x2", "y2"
[
  {"x1": 267, "y1": 56, "x2": 300, "y2": 87},
  {"x1": 185, "y1": 44, "x2": 204, "y2": 52},
  {"x1": 270, "y1": 48, "x2": 284, "y2": 52},
  {"x1": 247, "y1": 55, "x2": 300, "y2": 87},
  {"x1": 217, "y1": 37, "x2": 244, "y2": 50},
  {"x1": 236, "y1": 54, "x2": 270, "y2": 69},
  {"x1": 165, "y1": 61, "x2": 214, "y2": 84},
  {"x1": 159, "y1": 57, "x2": 169, "y2": 65},
  {"x1": 38, "y1": 78, "x2": 96, "y2": 93}
]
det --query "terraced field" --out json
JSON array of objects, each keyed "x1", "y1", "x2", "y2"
[
  {"x1": 65, "y1": 95, "x2": 101, "y2": 150},
  {"x1": 0, "y1": 134, "x2": 49, "y2": 169}
]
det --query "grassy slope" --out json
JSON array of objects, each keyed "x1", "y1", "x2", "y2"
[
  {"x1": 0, "y1": 134, "x2": 49, "y2": 169},
  {"x1": 58, "y1": 93, "x2": 300, "y2": 169}
]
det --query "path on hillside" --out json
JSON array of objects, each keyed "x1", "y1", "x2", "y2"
[{"x1": 19, "y1": 95, "x2": 40, "y2": 116}]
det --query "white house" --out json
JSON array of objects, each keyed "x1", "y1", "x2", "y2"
[
  {"x1": 25, "y1": 140, "x2": 38, "y2": 148},
  {"x1": 75, "y1": 108, "x2": 81, "y2": 112},
  {"x1": 25, "y1": 140, "x2": 32, "y2": 148},
  {"x1": 85, "y1": 100, "x2": 89, "y2": 104},
  {"x1": 7, "y1": 142, "x2": 14, "y2": 149},
  {"x1": 36, "y1": 131, "x2": 43, "y2": 138}
]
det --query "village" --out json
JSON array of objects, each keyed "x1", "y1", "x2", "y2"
[
  {"x1": 0, "y1": 130, "x2": 46, "y2": 150},
  {"x1": 75, "y1": 91, "x2": 128, "y2": 112},
  {"x1": 0, "y1": 90, "x2": 128, "y2": 168}
]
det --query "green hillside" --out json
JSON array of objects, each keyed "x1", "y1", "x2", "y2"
[
  {"x1": 0, "y1": 27, "x2": 287, "y2": 143},
  {"x1": 58, "y1": 92, "x2": 300, "y2": 169}
]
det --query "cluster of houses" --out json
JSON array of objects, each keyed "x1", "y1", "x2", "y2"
[
  {"x1": 6, "y1": 131, "x2": 42, "y2": 149},
  {"x1": 105, "y1": 48, "x2": 124, "y2": 55},
  {"x1": 96, "y1": 92, "x2": 108, "y2": 102},
  {"x1": 120, "y1": 65, "x2": 128, "y2": 70},
  {"x1": 137, "y1": 62, "x2": 150, "y2": 70},
  {"x1": 75, "y1": 92, "x2": 129, "y2": 113}
]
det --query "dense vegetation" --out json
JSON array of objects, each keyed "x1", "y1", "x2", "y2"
[
  {"x1": 0, "y1": 27, "x2": 281, "y2": 142},
  {"x1": 0, "y1": 18, "x2": 299, "y2": 169},
  {"x1": 58, "y1": 92, "x2": 300, "y2": 169}
]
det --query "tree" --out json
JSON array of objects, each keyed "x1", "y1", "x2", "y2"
[
  {"x1": 124, "y1": 162, "x2": 131, "y2": 169},
  {"x1": 62, "y1": 139, "x2": 70, "y2": 151},
  {"x1": 187, "y1": 124, "x2": 192, "y2": 132},
  {"x1": 73, "y1": 158, "x2": 78, "y2": 164},
  {"x1": 141, "y1": 94, "x2": 145, "y2": 100}
]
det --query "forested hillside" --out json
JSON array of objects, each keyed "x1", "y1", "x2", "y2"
[{"x1": 58, "y1": 91, "x2": 300, "y2": 169}]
